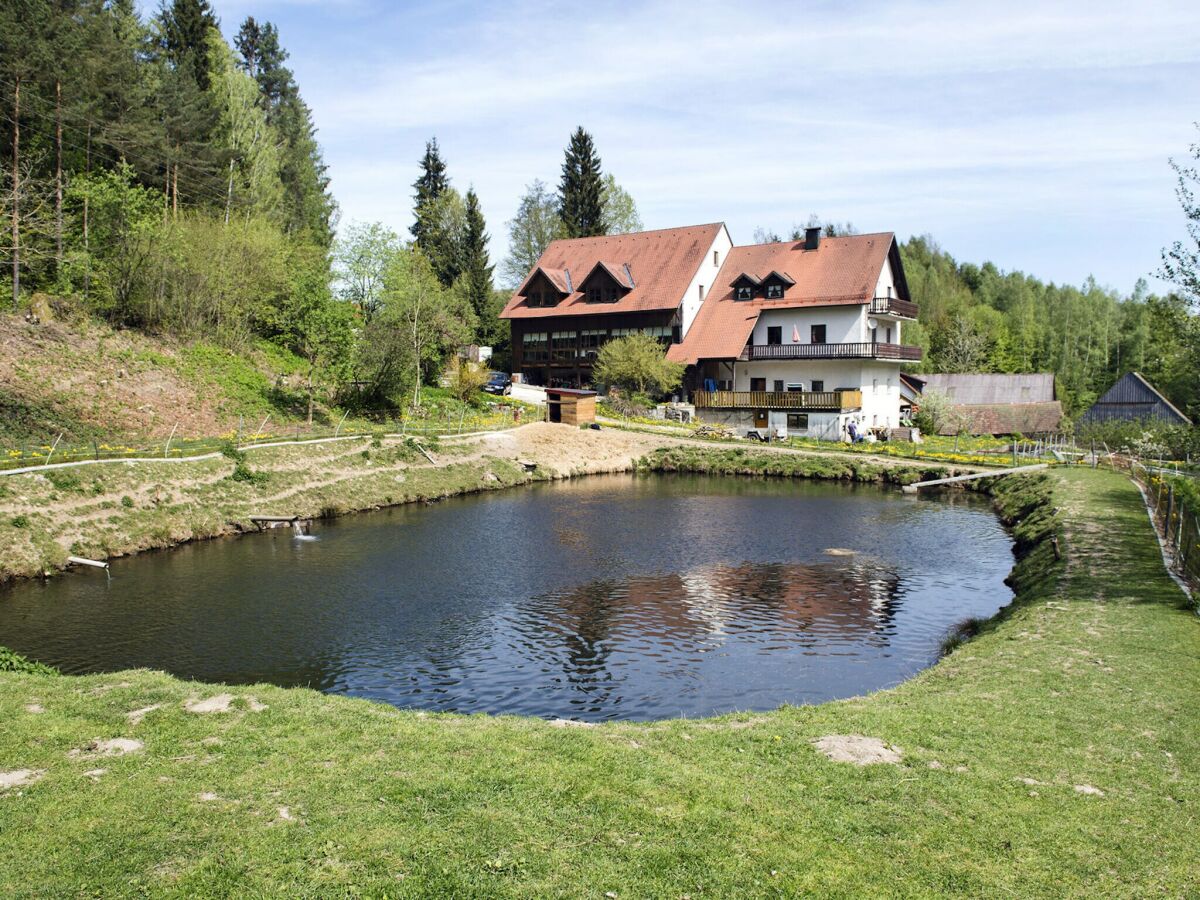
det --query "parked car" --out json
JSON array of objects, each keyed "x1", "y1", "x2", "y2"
[{"x1": 483, "y1": 371, "x2": 512, "y2": 395}]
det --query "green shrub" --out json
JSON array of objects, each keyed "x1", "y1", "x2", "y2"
[
  {"x1": 0, "y1": 646, "x2": 58, "y2": 675},
  {"x1": 45, "y1": 470, "x2": 82, "y2": 492},
  {"x1": 10, "y1": 514, "x2": 30, "y2": 528},
  {"x1": 229, "y1": 461, "x2": 268, "y2": 486},
  {"x1": 120, "y1": 495, "x2": 134, "y2": 508}
]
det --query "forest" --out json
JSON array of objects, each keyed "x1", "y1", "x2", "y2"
[{"x1": 2, "y1": 0, "x2": 1197, "y2": 428}]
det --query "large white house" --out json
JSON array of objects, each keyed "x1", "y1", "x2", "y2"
[{"x1": 501, "y1": 224, "x2": 919, "y2": 440}]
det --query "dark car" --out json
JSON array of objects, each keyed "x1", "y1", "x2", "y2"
[{"x1": 483, "y1": 371, "x2": 512, "y2": 395}]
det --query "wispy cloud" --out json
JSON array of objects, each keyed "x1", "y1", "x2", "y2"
[{"x1": 219, "y1": 0, "x2": 1200, "y2": 291}]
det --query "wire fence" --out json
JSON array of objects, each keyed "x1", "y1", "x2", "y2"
[
  {"x1": 0, "y1": 404, "x2": 534, "y2": 474},
  {"x1": 1105, "y1": 452, "x2": 1200, "y2": 597}
]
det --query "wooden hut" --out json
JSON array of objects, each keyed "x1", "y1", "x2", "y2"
[
  {"x1": 545, "y1": 388, "x2": 597, "y2": 426},
  {"x1": 1079, "y1": 372, "x2": 1192, "y2": 427}
]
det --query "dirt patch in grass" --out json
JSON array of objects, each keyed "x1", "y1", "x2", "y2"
[
  {"x1": 68, "y1": 737, "x2": 143, "y2": 758},
  {"x1": 813, "y1": 735, "x2": 903, "y2": 765},
  {"x1": 0, "y1": 768, "x2": 44, "y2": 789}
]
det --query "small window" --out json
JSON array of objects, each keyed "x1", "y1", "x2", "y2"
[
  {"x1": 750, "y1": 378, "x2": 767, "y2": 392},
  {"x1": 773, "y1": 380, "x2": 784, "y2": 392},
  {"x1": 767, "y1": 326, "x2": 782, "y2": 345},
  {"x1": 713, "y1": 250, "x2": 720, "y2": 266},
  {"x1": 786, "y1": 413, "x2": 809, "y2": 431},
  {"x1": 786, "y1": 383, "x2": 804, "y2": 392},
  {"x1": 811, "y1": 324, "x2": 826, "y2": 344},
  {"x1": 885, "y1": 326, "x2": 892, "y2": 343},
  {"x1": 699, "y1": 284, "x2": 705, "y2": 301},
  {"x1": 765, "y1": 283, "x2": 784, "y2": 299},
  {"x1": 735, "y1": 285, "x2": 754, "y2": 301},
  {"x1": 811, "y1": 380, "x2": 824, "y2": 392}
]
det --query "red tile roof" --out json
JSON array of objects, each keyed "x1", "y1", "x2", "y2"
[
  {"x1": 501, "y1": 223, "x2": 723, "y2": 320},
  {"x1": 668, "y1": 233, "x2": 896, "y2": 363}
]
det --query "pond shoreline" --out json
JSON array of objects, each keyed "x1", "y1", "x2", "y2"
[{"x1": 0, "y1": 423, "x2": 977, "y2": 586}]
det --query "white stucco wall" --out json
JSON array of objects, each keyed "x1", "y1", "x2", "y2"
[
  {"x1": 875, "y1": 256, "x2": 896, "y2": 300},
  {"x1": 729, "y1": 359, "x2": 905, "y2": 431},
  {"x1": 751, "y1": 305, "x2": 867, "y2": 345},
  {"x1": 680, "y1": 225, "x2": 734, "y2": 337}
]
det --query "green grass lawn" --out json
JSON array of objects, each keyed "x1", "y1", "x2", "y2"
[{"x1": 1, "y1": 468, "x2": 1197, "y2": 897}]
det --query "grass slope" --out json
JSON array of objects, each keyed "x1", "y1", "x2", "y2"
[{"x1": 0, "y1": 469, "x2": 1198, "y2": 896}]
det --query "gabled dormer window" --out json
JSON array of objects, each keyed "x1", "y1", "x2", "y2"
[
  {"x1": 735, "y1": 285, "x2": 754, "y2": 301},
  {"x1": 762, "y1": 270, "x2": 794, "y2": 300}
]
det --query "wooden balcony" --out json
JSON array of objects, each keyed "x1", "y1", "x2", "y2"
[
  {"x1": 693, "y1": 390, "x2": 863, "y2": 411},
  {"x1": 746, "y1": 342, "x2": 922, "y2": 361},
  {"x1": 869, "y1": 297, "x2": 919, "y2": 319}
]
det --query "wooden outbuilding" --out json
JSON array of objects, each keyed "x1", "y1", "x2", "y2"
[
  {"x1": 1079, "y1": 372, "x2": 1192, "y2": 427},
  {"x1": 545, "y1": 388, "x2": 597, "y2": 425}
]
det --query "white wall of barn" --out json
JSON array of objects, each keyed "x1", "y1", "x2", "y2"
[{"x1": 679, "y1": 226, "x2": 734, "y2": 338}]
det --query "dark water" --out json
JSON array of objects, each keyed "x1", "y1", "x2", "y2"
[{"x1": 0, "y1": 475, "x2": 1014, "y2": 720}]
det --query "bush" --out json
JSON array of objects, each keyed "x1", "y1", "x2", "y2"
[
  {"x1": 0, "y1": 646, "x2": 58, "y2": 675},
  {"x1": 446, "y1": 358, "x2": 489, "y2": 403},
  {"x1": 45, "y1": 470, "x2": 82, "y2": 492},
  {"x1": 229, "y1": 461, "x2": 269, "y2": 486},
  {"x1": 10, "y1": 514, "x2": 29, "y2": 528},
  {"x1": 592, "y1": 334, "x2": 684, "y2": 399},
  {"x1": 1077, "y1": 420, "x2": 1198, "y2": 460},
  {"x1": 120, "y1": 495, "x2": 134, "y2": 508}
]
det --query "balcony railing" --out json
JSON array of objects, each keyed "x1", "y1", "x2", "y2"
[
  {"x1": 693, "y1": 390, "x2": 863, "y2": 411},
  {"x1": 746, "y1": 342, "x2": 922, "y2": 361},
  {"x1": 869, "y1": 296, "x2": 919, "y2": 319}
]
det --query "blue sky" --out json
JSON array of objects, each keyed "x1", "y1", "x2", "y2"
[{"x1": 203, "y1": 0, "x2": 1200, "y2": 294}]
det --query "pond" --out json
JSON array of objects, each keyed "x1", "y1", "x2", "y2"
[{"x1": 0, "y1": 475, "x2": 1015, "y2": 720}]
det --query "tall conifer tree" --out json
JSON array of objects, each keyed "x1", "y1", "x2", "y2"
[
  {"x1": 558, "y1": 127, "x2": 605, "y2": 238},
  {"x1": 461, "y1": 188, "x2": 494, "y2": 327},
  {"x1": 411, "y1": 137, "x2": 448, "y2": 246}
]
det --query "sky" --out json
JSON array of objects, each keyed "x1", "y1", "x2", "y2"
[{"x1": 202, "y1": 0, "x2": 1200, "y2": 294}]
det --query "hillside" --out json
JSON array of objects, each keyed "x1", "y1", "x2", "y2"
[{"x1": 0, "y1": 314, "x2": 314, "y2": 446}]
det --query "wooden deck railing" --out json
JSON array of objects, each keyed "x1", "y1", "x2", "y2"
[
  {"x1": 746, "y1": 342, "x2": 922, "y2": 361},
  {"x1": 692, "y1": 390, "x2": 863, "y2": 410},
  {"x1": 869, "y1": 297, "x2": 919, "y2": 318}
]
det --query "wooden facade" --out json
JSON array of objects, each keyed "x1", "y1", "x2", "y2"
[
  {"x1": 693, "y1": 390, "x2": 863, "y2": 411},
  {"x1": 511, "y1": 311, "x2": 679, "y2": 387},
  {"x1": 545, "y1": 388, "x2": 597, "y2": 426}
]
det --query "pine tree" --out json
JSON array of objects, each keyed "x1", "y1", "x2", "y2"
[
  {"x1": 460, "y1": 188, "x2": 494, "y2": 329},
  {"x1": 233, "y1": 17, "x2": 335, "y2": 246},
  {"x1": 558, "y1": 127, "x2": 605, "y2": 238},
  {"x1": 158, "y1": 0, "x2": 219, "y2": 92},
  {"x1": 411, "y1": 137, "x2": 448, "y2": 246}
]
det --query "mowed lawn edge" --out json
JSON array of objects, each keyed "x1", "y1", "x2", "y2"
[{"x1": 1, "y1": 466, "x2": 1197, "y2": 897}]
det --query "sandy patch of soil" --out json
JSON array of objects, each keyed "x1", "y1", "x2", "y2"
[
  {"x1": 23, "y1": 703, "x2": 44, "y2": 714},
  {"x1": 1074, "y1": 784, "x2": 1105, "y2": 796},
  {"x1": 127, "y1": 704, "x2": 161, "y2": 725},
  {"x1": 0, "y1": 769, "x2": 45, "y2": 790},
  {"x1": 813, "y1": 735, "x2": 903, "y2": 765},
  {"x1": 69, "y1": 737, "x2": 143, "y2": 758},
  {"x1": 185, "y1": 694, "x2": 235, "y2": 714}
]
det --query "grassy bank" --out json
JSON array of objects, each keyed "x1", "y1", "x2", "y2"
[
  {"x1": 637, "y1": 444, "x2": 960, "y2": 485},
  {"x1": 0, "y1": 435, "x2": 535, "y2": 583},
  {"x1": 2, "y1": 465, "x2": 1197, "y2": 896}
]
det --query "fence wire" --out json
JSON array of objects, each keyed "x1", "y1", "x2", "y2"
[{"x1": 1106, "y1": 453, "x2": 1200, "y2": 596}]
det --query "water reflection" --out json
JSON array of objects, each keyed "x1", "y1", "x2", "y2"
[{"x1": 0, "y1": 474, "x2": 1014, "y2": 720}]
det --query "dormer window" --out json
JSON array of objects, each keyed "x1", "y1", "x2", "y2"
[
  {"x1": 580, "y1": 261, "x2": 632, "y2": 304},
  {"x1": 762, "y1": 270, "x2": 795, "y2": 300},
  {"x1": 731, "y1": 273, "x2": 762, "y2": 301},
  {"x1": 519, "y1": 267, "x2": 569, "y2": 308}
]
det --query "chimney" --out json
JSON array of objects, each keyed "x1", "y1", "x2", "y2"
[{"x1": 804, "y1": 226, "x2": 821, "y2": 250}]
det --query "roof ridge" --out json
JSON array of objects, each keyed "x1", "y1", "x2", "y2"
[{"x1": 732, "y1": 231, "x2": 894, "y2": 250}]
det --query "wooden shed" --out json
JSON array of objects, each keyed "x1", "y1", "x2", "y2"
[
  {"x1": 1079, "y1": 372, "x2": 1192, "y2": 427},
  {"x1": 545, "y1": 388, "x2": 597, "y2": 426}
]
